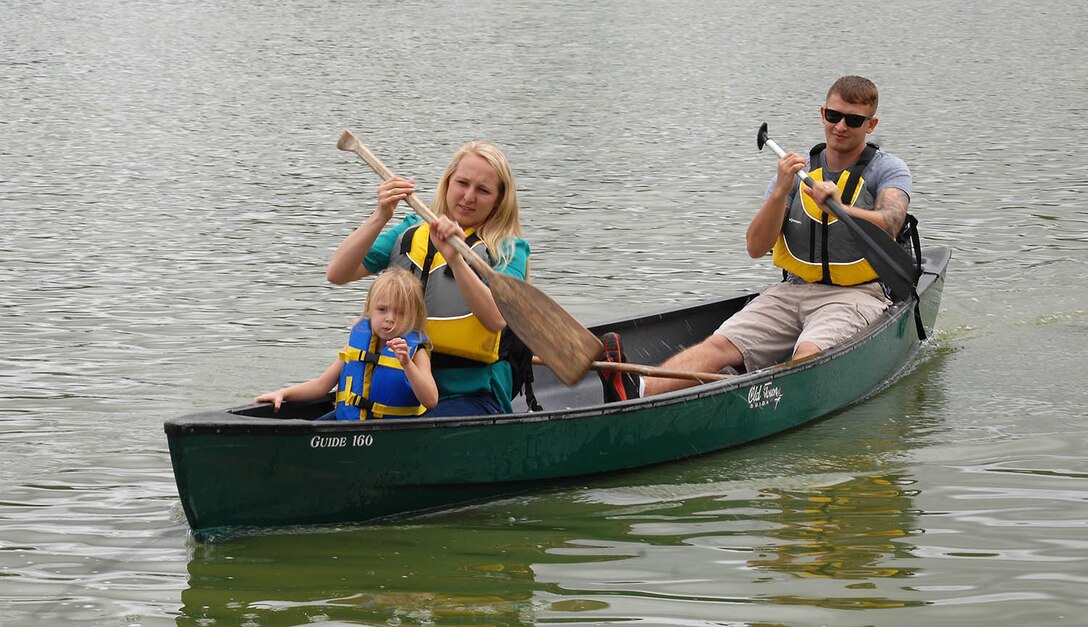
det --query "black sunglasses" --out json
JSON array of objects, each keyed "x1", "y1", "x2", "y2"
[{"x1": 823, "y1": 108, "x2": 873, "y2": 128}]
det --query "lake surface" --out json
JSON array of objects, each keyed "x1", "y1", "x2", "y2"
[{"x1": 2, "y1": 0, "x2": 1087, "y2": 625}]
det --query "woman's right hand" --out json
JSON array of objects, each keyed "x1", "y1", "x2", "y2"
[{"x1": 377, "y1": 176, "x2": 416, "y2": 221}]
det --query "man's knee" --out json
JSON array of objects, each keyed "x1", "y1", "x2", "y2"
[
  {"x1": 646, "y1": 334, "x2": 744, "y2": 396},
  {"x1": 667, "y1": 333, "x2": 741, "y2": 371},
  {"x1": 793, "y1": 341, "x2": 821, "y2": 361},
  {"x1": 704, "y1": 334, "x2": 743, "y2": 367}
]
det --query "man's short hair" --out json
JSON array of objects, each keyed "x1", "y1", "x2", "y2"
[{"x1": 828, "y1": 75, "x2": 879, "y2": 110}]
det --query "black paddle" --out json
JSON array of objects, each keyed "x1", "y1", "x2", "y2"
[{"x1": 757, "y1": 123, "x2": 918, "y2": 302}]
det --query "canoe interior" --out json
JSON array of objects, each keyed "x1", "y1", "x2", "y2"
[{"x1": 222, "y1": 288, "x2": 755, "y2": 423}]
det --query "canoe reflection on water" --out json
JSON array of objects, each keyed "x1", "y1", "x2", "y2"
[
  {"x1": 164, "y1": 248, "x2": 950, "y2": 538},
  {"x1": 178, "y1": 470, "x2": 932, "y2": 624}
]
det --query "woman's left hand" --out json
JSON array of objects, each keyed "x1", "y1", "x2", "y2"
[{"x1": 430, "y1": 215, "x2": 466, "y2": 261}]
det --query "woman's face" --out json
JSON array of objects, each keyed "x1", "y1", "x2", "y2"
[{"x1": 444, "y1": 153, "x2": 501, "y2": 229}]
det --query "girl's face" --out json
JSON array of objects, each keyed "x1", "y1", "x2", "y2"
[
  {"x1": 367, "y1": 293, "x2": 403, "y2": 341},
  {"x1": 444, "y1": 153, "x2": 501, "y2": 230}
]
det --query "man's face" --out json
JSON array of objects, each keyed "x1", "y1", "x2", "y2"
[{"x1": 821, "y1": 93, "x2": 879, "y2": 154}]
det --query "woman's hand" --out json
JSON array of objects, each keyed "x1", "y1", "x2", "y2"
[
  {"x1": 428, "y1": 216, "x2": 507, "y2": 332},
  {"x1": 376, "y1": 176, "x2": 416, "y2": 221},
  {"x1": 429, "y1": 215, "x2": 466, "y2": 261}
]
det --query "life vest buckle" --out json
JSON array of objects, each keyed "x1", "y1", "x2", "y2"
[{"x1": 346, "y1": 394, "x2": 374, "y2": 411}]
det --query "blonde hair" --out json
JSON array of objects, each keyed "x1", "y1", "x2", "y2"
[
  {"x1": 363, "y1": 268, "x2": 427, "y2": 337},
  {"x1": 431, "y1": 141, "x2": 526, "y2": 273}
]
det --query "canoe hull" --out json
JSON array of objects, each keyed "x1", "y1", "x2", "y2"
[{"x1": 166, "y1": 248, "x2": 950, "y2": 535}]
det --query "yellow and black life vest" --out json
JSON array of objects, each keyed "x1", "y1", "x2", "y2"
[
  {"x1": 391, "y1": 223, "x2": 503, "y2": 365},
  {"x1": 772, "y1": 143, "x2": 880, "y2": 286}
]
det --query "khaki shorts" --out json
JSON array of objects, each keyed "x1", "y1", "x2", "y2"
[{"x1": 715, "y1": 281, "x2": 890, "y2": 372}]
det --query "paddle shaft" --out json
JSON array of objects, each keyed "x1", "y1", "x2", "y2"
[
  {"x1": 760, "y1": 134, "x2": 916, "y2": 299},
  {"x1": 337, "y1": 133, "x2": 497, "y2": 281},
  {"x1": 532, "y1": 356, "x2": 730, "y2": 383}
]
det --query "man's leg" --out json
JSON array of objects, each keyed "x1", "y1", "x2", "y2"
[
  {"x1": 643, "y1": 334, "x2": 744, "y2": 396},
  {"x1": 794, "y1": 283, "x2": 890, "y2": 360},
  {"x1": 792, "y1": 341, "x2": 822, "y2": 361}
]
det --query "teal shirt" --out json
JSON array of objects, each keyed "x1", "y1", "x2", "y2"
[{"x1": 363, "y1": 215, "x2": 531, "y2": 413}]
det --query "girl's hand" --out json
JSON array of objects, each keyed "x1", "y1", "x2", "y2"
[
  {"x1": 387, "y1": 337, "x2": 411, "y2": 367},
  {"x1": 376, "y1": 177, "x2": 416, "y2": 221},
  {"x1": 255, "y1": 389, "x2": 287, "y2": 412}
]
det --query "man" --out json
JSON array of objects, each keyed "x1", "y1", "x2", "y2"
[{"x1": 599, "y1": 75, "x2": 912, "y2": 402}]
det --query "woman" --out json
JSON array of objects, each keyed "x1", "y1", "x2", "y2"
[{"x1": 327, "y1": 141, "x2": 530, "y2": 417}]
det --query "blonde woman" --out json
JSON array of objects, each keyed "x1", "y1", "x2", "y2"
[
  {"x1": 256, "y1": 268, "x2": 437, "y2": 420},
  {"x1": 327, "y1": 141, "x2": 530, "y2": 417}
]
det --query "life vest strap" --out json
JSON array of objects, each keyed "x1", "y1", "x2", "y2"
[
  {"x1": 334, "y1": 390, "x2": 426, "y2": 419},
  {"x1": 338, "y1": 348, "x2": 402, "y2": 370},
  {"x1": 400, "y1": 224, "x2": 484, "y2": 289}
]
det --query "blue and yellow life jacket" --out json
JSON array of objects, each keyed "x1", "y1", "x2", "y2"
[
  {"x1": 334, "y1": 319, "x2": 428, "y2": 420},
  {"x1": 772, "y1": 143, "x2": 880, "y2": 286},
  {"x1": 391, "y1": 223, "x2": 503, "y2": 365}
]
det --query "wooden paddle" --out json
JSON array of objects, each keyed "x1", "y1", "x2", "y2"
[
  {"x1": 532, "y1": 356, "x2": 731, "y2": 384},
  {"x1": 337, "y1": 130, "x2": 602, "y2": 386},
  {"x1": 757, "y1": 123, "x2": 919, "y2": 303}
]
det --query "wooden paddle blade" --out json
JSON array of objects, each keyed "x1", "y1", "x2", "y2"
[{"x1": 488, "y1": 274, "x2": 602, "y2": 386}]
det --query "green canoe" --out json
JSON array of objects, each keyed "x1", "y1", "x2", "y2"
[{"x1": 165, "y1": 247, "x2": 949, "y2": 538}]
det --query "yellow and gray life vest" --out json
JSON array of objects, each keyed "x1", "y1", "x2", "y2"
[
  {"x1": 335, "y1": 319, "x2": 428, "y2": 420},
  {"x1": 391, "y1": 223, "x2": 503, "y2": 365},
  {"x1": 772, "y1": 143, "x2": 879, "y2": 286}
]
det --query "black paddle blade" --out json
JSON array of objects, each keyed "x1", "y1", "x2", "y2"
[
  {"x1": 757, "y1": 123, "x2": 769, "y2": 151},
  {"x1": 848, "y1": 215, "x2": 920, "y2": 302}
]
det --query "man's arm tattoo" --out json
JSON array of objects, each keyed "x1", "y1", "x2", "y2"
[{"x1": 876, "y1": 188, "x2": 910, "y2": 238}]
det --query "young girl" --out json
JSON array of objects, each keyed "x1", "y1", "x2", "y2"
[{"x1": 255, "y1": 268, "x2": 438, "y2": 420}]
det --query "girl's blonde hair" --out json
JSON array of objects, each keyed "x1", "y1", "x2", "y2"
[
  {"x1": 431, "y1": 141, "x2": 526, "y2": 273},
  {"x1": 363, "y1": 268, "x2": 427, "y2": 337}
]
